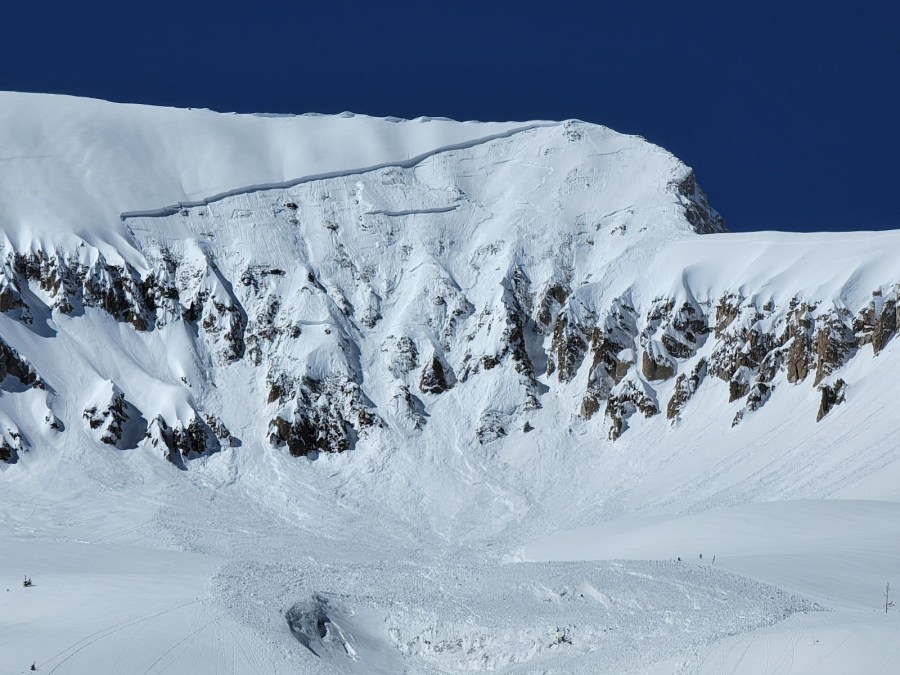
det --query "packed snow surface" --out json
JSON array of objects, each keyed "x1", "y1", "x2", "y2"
[{"x1": 1, "y1": 93, "x2": 899, "y2": 674}]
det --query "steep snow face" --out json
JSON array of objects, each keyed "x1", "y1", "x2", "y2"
[
  {"x1": 0, "y1": 96, "x2": 728, "y2": 472},
  {"x1": 118, "y1": 119, "x2": 724, "y2": 458},
  {"x1": 0, "y1": 94, "x2": 897, "y2": 503}
]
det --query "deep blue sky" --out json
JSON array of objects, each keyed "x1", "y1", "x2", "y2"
[{"x1": 3, "y1": 1, "x2": 897, "y2": 232}]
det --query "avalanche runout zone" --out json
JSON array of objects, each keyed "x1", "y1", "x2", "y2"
[{"x1": 209, "y1": 553, "x2": 818, "y2": 673}]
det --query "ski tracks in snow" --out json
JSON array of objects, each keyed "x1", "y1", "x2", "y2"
[{"x1": 42, "y1": 599, "x2": 201, "y2": 674}]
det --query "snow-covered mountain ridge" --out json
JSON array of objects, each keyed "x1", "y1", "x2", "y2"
[
  {"x1": 0, "y1": 93, "x2": 893, "y2": 470},
  {"x1": 5, "y1": 92, "x2": 900, "y2": 675}
]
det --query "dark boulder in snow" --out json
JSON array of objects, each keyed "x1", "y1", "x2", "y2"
[{"x1": 419, "y1": 354, "x2": 450, "y2": 395}]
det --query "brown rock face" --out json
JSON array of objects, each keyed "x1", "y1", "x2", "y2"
[
  {"x1": 813, "y1": 312, "x2": 856, "y2": 385},
  {"x1": 536, "y1": 283, "x2": 569, "y2": 331},
  {"x1": 785, "y1": 335, "x2": 810, "y2": 383},
  {"x1": 606, "y1": 380, "x2": 659, "y2": 440},
  {"x1": 728, "y1": 372, "x2": 750, "y2": 403},
  {"x1": 671, "y1": 171, "x2": 728, "y2": 234},
  {"x1": 641, "y1": 349, "x2": 675, "y2": 382},
  {"x1": 667, "y1": 359, "x2": 707, "y2": 420},
  {"x1": 8, "y1": 250, "x2": 154, "y2": 329},
  {"x1": 714, "y1": 293, "x2": 743, "y2": 338},
  {"x1": 854, "y1": 296, "x2": 898, "y2": 354},
  {"x1": 872, "y1": 300, "x2": 896, "y2": 354},
  {"x1": 0, "y1": 278, "x2": 24, "y2": 313},
  {"x1": 580, "y1": 299, "x2": 638, "y2": 420},
  {"x1": 779, "y1": 302, "x2": 815, "y2": 384},
  {"x1": 549, "y1": 313, "x2": 587, "y2": 382},
  {"x1": 269, "y1": 415, "x2": 328, "y2": 457}
]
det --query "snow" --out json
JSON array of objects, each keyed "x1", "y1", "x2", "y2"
[
  {"x1": 0, "y1": 537, "x2": 256, "y2": 675},
  {"x1": 1, "y1": 92, "x2": 899, "y2": 673},
  {"x1": 0, "y1": 92, "x2": 538, "y2": 256},
  {"x1": 525, "y1": 500, "x2": 900, "y2": 672}
]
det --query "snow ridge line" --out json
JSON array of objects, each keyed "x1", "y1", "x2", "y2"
[{"x1": 119, "y1": 122, "x2": 561, "y2": 220}]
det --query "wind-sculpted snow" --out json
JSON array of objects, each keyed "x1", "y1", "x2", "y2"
[{"x1": 118, "y1": 122, "x2": 557, "y2": 220}]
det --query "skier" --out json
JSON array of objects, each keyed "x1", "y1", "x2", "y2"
[
  {"x1": 31, "y1": 662, "x2": 37, "y2": 671},
  {"x1": 23, "y1": 575, "x2": 33, "y2": 588}
]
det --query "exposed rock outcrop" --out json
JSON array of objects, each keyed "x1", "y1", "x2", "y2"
[
  {"x1": 420, "y1": 353, "x2": 451, "y2": 394},
  {"x1": 548, "y1": 311, "x2": 588, "y2": 382},
  {"x1": 83, "y1": 384, "x2": 129, "y2": 446},
  {"x1": 641, "y1": 347, "x2": 675, "y2": 382},
  {"x1": 671, "y1": 171, "x2": 728, "y2": 235},
  {"x1": 535, "y1": 282, "x2": 569, "y2": 332},
  {"x1": 817, "y1": 379, "x2": 847, "y2": 422},
  {"x1": 268, "y1": 376, "x2": 380, "y2": 456},
  {"x1": 581, "y1": 298, "x2": 637, "y2": 420},
  {"x1": 854, "y1": 293, "x2": 897, "y2": 354},
  {"x1": 813, "y1": 311, "x2": 856, "y2": 384},
  {"x1": 0, "y1": 338, "x2": 41, "y2": 388},
  {"x1": 606, "y1": 378, "x2": 660, "y2": 441},
  {"x1": 147, "y1": 414, "x2": 221, "y2": 467},
  {"x1": 667, "y1": 359, "x2": 707, "y2": 421}
]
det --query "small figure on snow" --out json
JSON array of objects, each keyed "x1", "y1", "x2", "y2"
[
  {"x1": 30, "y1": 662, "x2": 37, "y2": 671},
  {"x1": 22, "y1": 575, "x2": 33, "y2": 588},
  {"x1": 699, "y1": 553, "x2": 703, "y2": 560}
]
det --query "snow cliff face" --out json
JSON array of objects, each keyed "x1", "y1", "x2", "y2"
[{"x1": 0, "y1": 93, "x2": 893, "y2": 476}]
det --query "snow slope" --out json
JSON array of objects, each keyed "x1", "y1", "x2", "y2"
[
  {"x1": 1, "y1": 93, "x2": 899, "y2": 674},
  {"x1": 0, "y1": 92, "x2": 536, "y2": 252},
  {"x1": 525, "y1": 500, "x2": 900, "y2": 673}
]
